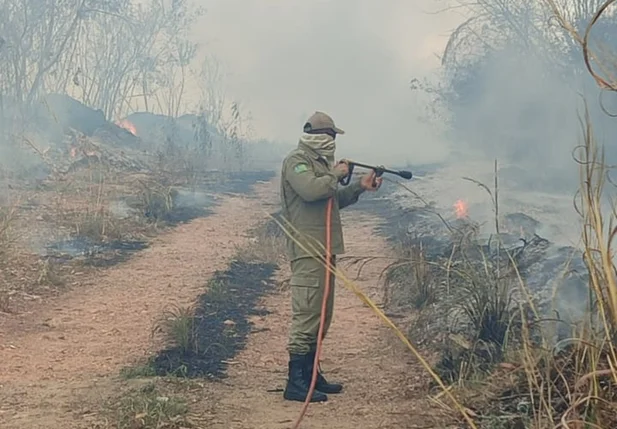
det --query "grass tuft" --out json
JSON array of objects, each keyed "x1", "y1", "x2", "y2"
[
  {"x1": 0, "y1": 202, "x2": 18, "y2": 254},
  {"x1": 152, "y1": 304, "x2": 200, "y2": 356},
  {"x1": 383, "y1": 244, "x2": 438, "y2": 309},
  {"x1": 0, "y1": 201, "x2": 19, "y2": 312},
  {"x1": 136, "y1": 179, "x2": 178, "y2": 223}
]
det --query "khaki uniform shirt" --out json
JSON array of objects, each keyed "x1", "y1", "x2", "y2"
[{"x1": 280, "y1": 145, "x2": 365, "y2": 262}]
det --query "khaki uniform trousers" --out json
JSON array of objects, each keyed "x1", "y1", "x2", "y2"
[{"x1": 287, "y1": 255, "x2": 336, "y2": 355}]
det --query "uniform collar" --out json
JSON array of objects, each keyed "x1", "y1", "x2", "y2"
[
  {"x1": 298, "y1": 143, "x2": 321, "y2": 160},
  {"x1": 297, "y1": 143, "x2": 331, "y2": 165}
]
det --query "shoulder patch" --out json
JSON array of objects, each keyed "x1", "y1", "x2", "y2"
[{"x1": 293, "y1": 163, "x2": 309, "y2": 174}]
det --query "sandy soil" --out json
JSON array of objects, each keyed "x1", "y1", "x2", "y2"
[{"x1": 0, "y1": 180, "x2": 452, "y2": 429}]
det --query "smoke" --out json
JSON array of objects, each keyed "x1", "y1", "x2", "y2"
[
  {"x1": 193, "y1": 0, "x2": 462, "y2": 165},
  {"x1": 453, "y1": 50, "x2": 579, "y2": 165},
  {"x1": 445, "y1": 44, "x2": 617, "y2": 194},
  {"x1": 189, "y1": 1, "x2": 617, "y2": 247},
  {"x1": 192, "y1": 1, "x2": 617, "y2": 193}
]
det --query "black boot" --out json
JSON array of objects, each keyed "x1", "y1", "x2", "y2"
[
  {"x1": 306, "y1": 350, "x2": 343, "y2": 394},
  {"x1": 283, "y1": 354, "x2": 328, "y2": 402}
]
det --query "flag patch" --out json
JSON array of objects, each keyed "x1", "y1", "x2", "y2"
[{"x1": 293, "y1": 163, "x2": 309, "y2": 173}]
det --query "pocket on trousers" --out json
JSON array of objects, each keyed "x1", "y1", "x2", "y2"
[
  {"x1": 291, "y1": 281, "x2": 322, "y2": 314},
  {"x1": 290, "y1": 274, "x2": 320, "y2": 288}
]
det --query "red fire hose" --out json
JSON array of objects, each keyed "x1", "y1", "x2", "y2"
[{"x1": 291, "y1": 197, "x2": 334, "y2": 429}]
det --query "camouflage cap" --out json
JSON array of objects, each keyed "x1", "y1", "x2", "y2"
[{"x1": 305, "y1": 111, "x2": 345, "y2": 135}]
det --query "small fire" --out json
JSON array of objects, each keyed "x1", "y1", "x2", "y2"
[
  {"x1": 454, "y1": 199, "x2": 468, "y2": 219},
  {"x1": 115, "y1": 119, "x2": 137, "y2": 136}
]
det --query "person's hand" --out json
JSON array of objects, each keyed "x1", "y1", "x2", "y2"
[
  {"x1": 333, "y1": 160, "x2": 350, "y2": 178},
  {"x1": 360, "y1": 170, "x2": 383, "y2": 191}
]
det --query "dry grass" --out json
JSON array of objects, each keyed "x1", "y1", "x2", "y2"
[
  {"x1": 425, "y1": 115, "x2": 617, "y2": 427},
  {"x1": 382, "y1": 244, "x2": 439, "y2": 309},
  {"x1": 379, "y1": 165, "x2": 523, "y2": 384},
  {"x1": 458, "y1": 3, "x2": 617, "y2": 427},
  {"x1": 0, "y1": 130, "x2": 223, "y2": 312},
  {"x1": 49, "y1": 167, "x2": 127, "y2": 242},
  {"x1": 235, "y1": 216, "x2": 286, "y2": 266},
  {"x1": 103, "y1": 382, "x2": 191, "y2": 429},
  {"x1": 152, "y1": 304, "x2": 201, "y2": 356},
  {"x1": 135, "y1": 178, "x2": 178, "y2": 224},
  {"x1": 0, "y1": 201, "x2": 20, "y2": 312},
  {"x1": 0, "y1": 201, "x2": 19, "y2": 252},
  {"x1": 518, "y1": 107, "x2": 617, "y2": 428}
]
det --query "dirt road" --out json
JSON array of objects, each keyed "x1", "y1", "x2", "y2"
[
  {"x1": 0, "y1": 182, "x2": 275, "y2": 428},
  {"x1": 200, "y1": 212, "x2": 446, "y2": 429},
  {"x1": 0, "y1": 180, "x2": 449, "y2": 429}
]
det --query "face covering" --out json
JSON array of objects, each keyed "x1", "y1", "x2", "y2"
[{"x1": 298, "y1": 132, "x2": 336, "y2": 165}]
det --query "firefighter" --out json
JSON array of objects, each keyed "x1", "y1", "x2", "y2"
[{"x1": 279, "y1": 111, "x2": 382, "y2": 402}]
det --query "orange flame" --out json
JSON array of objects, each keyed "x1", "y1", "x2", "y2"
[
  {"x1": 115, "y1": 119, "x2": 137, "y2": 136},
  {"x1": 454, "y1": 199, "x2": 468, "y2": 219}
]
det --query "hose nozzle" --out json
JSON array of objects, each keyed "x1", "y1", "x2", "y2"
[{"x1": 339, "y1": 160, "x2": 413, "y2": 186}]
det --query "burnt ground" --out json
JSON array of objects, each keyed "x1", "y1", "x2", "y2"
[
  {"x1": 349, "y1": 168, "x2": 592, "y2": 393},
  {"x1": 351, "y1": 173, "x2": 588, "y2": 314},
  {"x1": 45, "y1": 238, "x2": 149, "y2": 268},
  {"x1": 40, "y1": 170, "x2": 274, "y2": 269},
  {"x1": 150, "y1": 260, "x2": 278, "y2": 378}
]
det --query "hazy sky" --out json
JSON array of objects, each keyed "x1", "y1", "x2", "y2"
[{"x1": 192, "y1": 0, "x2": 463, "y2": 164}]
